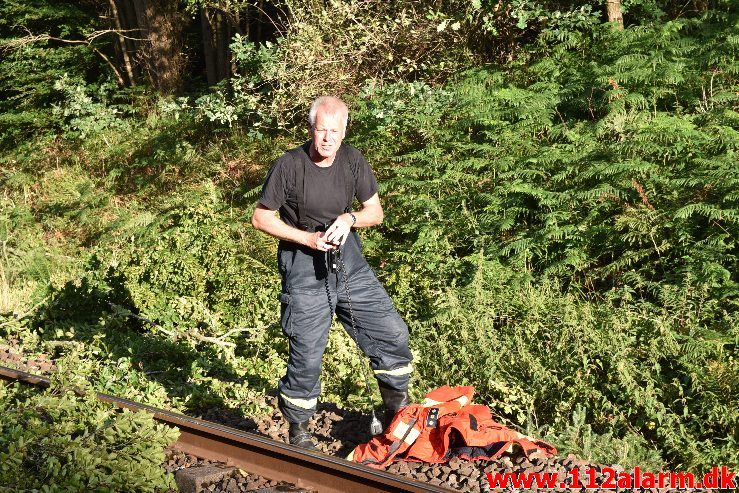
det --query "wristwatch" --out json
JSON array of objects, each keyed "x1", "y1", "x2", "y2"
[{"x1": 349, "y1": 212, "x2": 357, "y2": 226}]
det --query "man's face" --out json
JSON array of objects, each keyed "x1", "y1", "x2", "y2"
[{"x1": 311, "y1": 109, "x2": 345, "y2": 160}]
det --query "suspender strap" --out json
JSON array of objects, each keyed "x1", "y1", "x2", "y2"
[
  {"x1": 338, "y1": 147, "x2": 355, "y2": 214},
  {"x1": 292, "y1": 149, "x2": 310, "y2": 231},
  {"x1": 291, "y1": 143, "x2": 356, "y2": 231}
]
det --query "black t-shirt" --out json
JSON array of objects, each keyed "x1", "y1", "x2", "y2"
[{"x1": 259, "y1": 142, "x2": 379, "y2": 231}]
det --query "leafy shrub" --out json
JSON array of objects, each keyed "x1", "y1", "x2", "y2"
[
  {"x1": 41, "y1": 183, "x2": 280, "y2": 350},
  {"x1": 410, "y1": 257, "x2": 739, "y2": 470},
  {"x1": 355, "y1": 12, "x2": 739, "y2": 300},
  {"x1": 348, "y1": 11, "x2": 739, "y2": 470},
  {"x1": 52, "y1": 75, "x2": 132, "y2": 139},
  {"x1": 0, "y1": 352, "x2": 179, "y2": 492},
  {"x1": 222, "y1": 0, "x2": 479, "y2": 127}
]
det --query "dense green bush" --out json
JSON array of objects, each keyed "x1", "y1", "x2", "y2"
[
  {"x1": 355, "y1": 13, "x2": 739, "y2": 300},
  {"x1": 89, "y1": 183, "x2": 278, "y2": 344},
  {"x1": 0, "y1": 353, "x2": 179, "y2": 492},
  {"x1": 411, "y1": 257, "x2": 738, "y2": 470},
  {"x1": 348, "y1": 11, "x2": 739, "y2": 470}
]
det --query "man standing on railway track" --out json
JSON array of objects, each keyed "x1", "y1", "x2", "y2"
[{"x1": 251, "y1": 96, "x2": 413, "y2": 451}]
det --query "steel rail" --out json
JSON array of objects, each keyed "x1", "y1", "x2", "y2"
[{"x1": 0, "y1": 365, "x2": 452, "y2": 493}]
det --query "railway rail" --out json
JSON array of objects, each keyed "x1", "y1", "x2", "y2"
[{"x1": 0, "y1": 365, "x2": 453, "y2": 493}]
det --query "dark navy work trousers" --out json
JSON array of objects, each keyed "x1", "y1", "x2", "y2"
[{"x1": 276, "y1": 231, "x2": 413, "y2": 424}]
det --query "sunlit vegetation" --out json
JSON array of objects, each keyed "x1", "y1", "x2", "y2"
[{"x1": 1, "y1": 1, "x2": 737, "y2": 488}]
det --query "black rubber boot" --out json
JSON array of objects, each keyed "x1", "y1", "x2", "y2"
[
  {"x1": 379, "y1": 383, "x2": 409, "y2": 430},
  {"x1": 288, "y1": 421, "x2": 318, "y2": 451}
]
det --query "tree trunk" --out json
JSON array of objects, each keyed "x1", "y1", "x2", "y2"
[
  {"x1": 606, "y1": 0, "x2": 624, "y2": 30},
  {"x1": 255, "y1": 0, "x2": 264, "y2": 42},
  {"x1": 108, "y1": 0, "x2": 141, "y2": 86},
  {"x1": 136, "y1": 0, "x2": 186, "y2": 94},
  {"x1": 201, "y1": 8, "x2": 218, "y2": 86},
  {"x1": 201, "y1": 8, "x2": 233, "y2": 86}
]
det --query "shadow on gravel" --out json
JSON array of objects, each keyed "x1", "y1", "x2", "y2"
[
  {"x1": 191, "y1": 405, "x2": 260, "y2": 433},
  {"x1": 317, "y1": 401, "x2": 375, "y2": 458}
]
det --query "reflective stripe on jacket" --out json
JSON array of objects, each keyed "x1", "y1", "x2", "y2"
[{"x1": 349, "y1": 385, "x2": 556, "y2": 468}]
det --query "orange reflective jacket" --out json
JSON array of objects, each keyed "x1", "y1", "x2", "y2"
[{"x1": 350, "y1": 385, "x2": 556, "y2": 468}]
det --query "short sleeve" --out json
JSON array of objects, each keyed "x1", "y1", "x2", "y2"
[
  {"x1": 259, "y1": 155, "x2": 291, "y2": 210},
  {"x1": 352, "y1": 151, "x2": 379, "y2": 203}
]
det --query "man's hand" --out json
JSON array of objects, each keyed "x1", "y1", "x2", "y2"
[
  {"x1": 324, "y1": 214, "x2": 353, "y2": 246},
  {"x1": 251, "y1": 193, "x2": 383, "y2": 250},
  {"x1": 307, "y1": 231, "x2": 339, "y2": 251},
  {"x1": 253, "y1": 204, "x2": 333, "y2": 250}
]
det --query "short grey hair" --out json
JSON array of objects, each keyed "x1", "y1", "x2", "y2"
[{"x1": 308, "y1": 96, "x2": 348, "y2": 130}]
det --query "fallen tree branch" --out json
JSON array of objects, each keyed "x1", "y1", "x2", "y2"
[
  {"x1": 109, "y1": 302, "x2": 237, "y2": 348},
  {"x1": 185, "y1": 330, "x2": 236, "y2": 348},
  {"x1": 0, "y1": 296, "x2": 50, "y2": 329}
]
